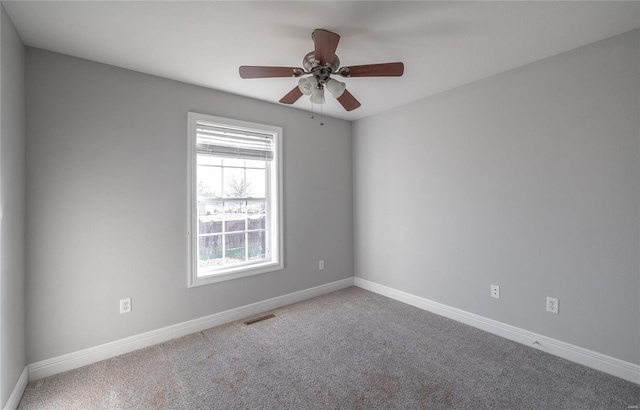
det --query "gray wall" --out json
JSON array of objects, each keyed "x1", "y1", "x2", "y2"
[
  {"x1": 353, "y1": 30, "x2": 640, "y2": 365},
  {"x1": 1, "y1": 4, "x2": 26, "y2": 406},
  {"x1": 25, "y1": 48, "x2": 353, "y2": 363}
]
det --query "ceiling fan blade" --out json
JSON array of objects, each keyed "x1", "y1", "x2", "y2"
[
  {"x1": 279, "y1": 86, "x2": 303, "y2": 105},
  {"x1": 336, "y1": 89, "x2": 361, "y2": 112},
  {"x1": 312, "y1": 29, "x2": 340, "y2": 66},
  {"x1": 339, "y1": 62, "x2": 404, "y2": 77},
  {"x1": 239, "y1": 66, "x2": 303, "y2": 79}
]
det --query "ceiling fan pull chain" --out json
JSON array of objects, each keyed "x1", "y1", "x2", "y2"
[{"x1": 320, "y1": 103, "x2": 324, "y2": 126}]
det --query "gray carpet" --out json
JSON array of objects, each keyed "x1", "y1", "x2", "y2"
[{"x1": 18, "y1": 287, "x2": 640, "y2": 409}]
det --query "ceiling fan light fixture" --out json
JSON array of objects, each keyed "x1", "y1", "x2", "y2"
[
  {"x1": 298, "y1": 76, "x2": 318, "y2": 95},
  {"x1": 310, "y1": 86, "x2": 325, "y2": 104},
  {"x1": 325, "y1": 78, "x2": 346, "y2": 98}
]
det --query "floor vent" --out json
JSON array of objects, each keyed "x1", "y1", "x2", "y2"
[{"x1": 244, "y1": 313, "x2": 276, "y2": 325}]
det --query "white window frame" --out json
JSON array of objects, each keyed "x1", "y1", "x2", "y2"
[{"x1": 187, "y1": 112, "x2": 283, "y2": 287}]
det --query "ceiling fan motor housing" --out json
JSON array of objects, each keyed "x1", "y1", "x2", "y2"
[{"x1": 303, "y1": 51, "x2": 340, "y2": 84}]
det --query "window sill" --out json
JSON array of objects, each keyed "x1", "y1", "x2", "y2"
[{"x1": 188, "y1": 260, "x2": 283, "y2": 287}]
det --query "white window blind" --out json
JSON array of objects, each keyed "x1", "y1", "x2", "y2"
[{"x1": 196, "y1": 122, "x2": 274, "y2": 161}]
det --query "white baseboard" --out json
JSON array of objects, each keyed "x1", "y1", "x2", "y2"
[
  {"x1": 3, "y1": 366, "x2": 28, "y2": 410},
  {"x1": 28, "y1": 277, "x2": 354, "y2": 381},
  {"x1": 354, "y1": 277, "x2": 640, "y2": 385}
]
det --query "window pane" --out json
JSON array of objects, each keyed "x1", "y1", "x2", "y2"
[
  {"x1": 199, "y1": 217, "x2": 223, "y2": 234},
  {"x1": 198, "y1": 199, "x2": 223, "y2": 216},
  {"x1": 246, "y1": 169, "x2": 265, "y2": 198},
  {"x1": 224, "y1": 168, "x2": 246, "y2": 198},
  {"x1": 197, "y1": 165, "x2": 222, "y2": 198},
  {"x1": 225, "y1": 233, "x2": 246, "y2": 264},
  {"x1": 199, "y1": 235, "x2": 222, "y2": 267},
  {"x1": 223, "y1": 158, "x2": 245, "y2": 167},
  {"x1": 245, "y1": 159, "x2": 265, "y2": 169},
  {"x1": 248, "y1": 215, "x2": 265, "y2": 230},
  {"x1": 223, "y1": 200, "x2": 246, "y2": 215},
  {"x1": 248, "y1": 230, "x2": 266, "y2": 260},
  {"x1": 225, "y1": 219, "x2": 246, "y2": 232},
  {"x1": 197, "y1": 156, "x2": 222, "y2": 166},
  {"x1": 247, "y1": 199, "x2": 265, "y2": 216}
]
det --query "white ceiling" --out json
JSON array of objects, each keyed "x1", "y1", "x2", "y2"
[{"x1": 4, "y1": 1, "x2": 639, "y2": 121}]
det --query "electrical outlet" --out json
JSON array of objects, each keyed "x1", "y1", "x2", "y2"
[
  {"x1": 546, "y1": 297, "x2": 559, "y2": 314},
  {"x1": 491, "y1": 285, "x2": 500, "y2": 299},
  {"x1": 120, "y1": 298, "x2": 132, "y2": 314},
  {"x1": 319, "y1": 260, "x2": 324, "y2": 270}
]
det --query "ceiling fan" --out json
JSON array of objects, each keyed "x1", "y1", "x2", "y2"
[{"x1": 239, "y1": 29, "x2": 404, "y2": 112}]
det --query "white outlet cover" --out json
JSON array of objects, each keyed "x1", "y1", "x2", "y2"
[
  {"x1": 120, "y1": 298, "x2": 132, "y2": 314},
  {"x1": 546, "y1": 297, "x2": 559, "y2": 314},
  {"x1": 491, "y1": 285, "x2": 500, "y2": 299}
]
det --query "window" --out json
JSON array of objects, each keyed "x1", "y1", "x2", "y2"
[{"x1": 187, "y1": 113, "x2": 283, "y2": 286}]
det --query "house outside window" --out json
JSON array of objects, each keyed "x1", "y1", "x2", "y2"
[{"x1": 187, "y1": 112, "x2": 283, "y2": 287}]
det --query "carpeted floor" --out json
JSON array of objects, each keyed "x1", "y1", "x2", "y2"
[{"x1": 18, "y1": 287, "x2": 640, "y2": 409}]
